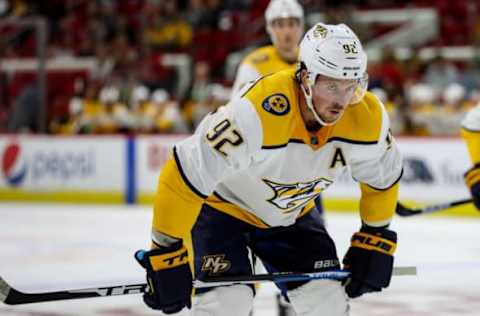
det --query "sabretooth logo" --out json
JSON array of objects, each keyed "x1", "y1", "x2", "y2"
[
  {"x1": 201, "y1": 255, "x2": 231, "y2": 275},
  {"x1": 263, "y1": 178, "x2": 333, "y2": 212}
]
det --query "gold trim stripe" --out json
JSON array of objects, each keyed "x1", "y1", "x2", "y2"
[{"x1": 0, "y1": 189, "x2": 122, "y2": 203}]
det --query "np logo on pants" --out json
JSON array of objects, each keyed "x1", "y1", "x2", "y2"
[{"x1": 201, "y1": 255, "x2": 231, "y2": 275}]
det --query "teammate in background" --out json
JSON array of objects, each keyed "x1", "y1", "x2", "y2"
[
  {"x1": 136, "y1": 23, "x2": 403, "y2": 316},
  {"x1": 461, "y1": 105, "x2": 480, "y2": 210},
  {"x1": 231, "y1": 0, "x2": 304, "y2": 96}
]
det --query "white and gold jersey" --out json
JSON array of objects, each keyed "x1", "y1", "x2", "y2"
[
  {"x1": 231, "y1": 45, "x2": 297, "y2": 96},
  {"x1": 174, "y1": 69, "x2": 403, "y2": 228},
  {"x1": 461, "y1": 104, "x2": 480, "y2": 164}
]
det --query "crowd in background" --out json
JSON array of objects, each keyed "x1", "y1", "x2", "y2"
[{"x1": 1, "y1": 0, "x2": 480, "y2": 135}]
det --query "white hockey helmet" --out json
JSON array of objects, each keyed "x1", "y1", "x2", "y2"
[
  {"x1": 265, "y1": 0, "x2": 304, "y2": 25},
  {"x1": 152, "y1": 89, "x2": 170, "y2": 104},
  {"x1": 298, "y1": 23, "x2": 368, "y2": 125},
  {"x1": 443, "y1": 83, "x2": 465, "y2": 105},
  {"x1": 99, "y1": 86, "x2": 120, "y2": 104},
  {"x1": 131, "y1": 85, "x2": 150, "y2": 105}
]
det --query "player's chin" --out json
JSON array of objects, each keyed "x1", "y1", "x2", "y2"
[{"x1": 325, "y1": 111, "x2": 342, "y2": 122}]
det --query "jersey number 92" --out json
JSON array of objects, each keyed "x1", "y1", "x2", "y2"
[{"x1": 205, "y1": 119, "x2": 244, "y2": 156}]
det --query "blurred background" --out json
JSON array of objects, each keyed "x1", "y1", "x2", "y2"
[
  {"x1": 1, "y1": 0, "x2": 479, "y2": 136},
  {"x1": 1, "y1": 2, "x2": 480, "y2": 315},
  {"x1": 0, "y1": 0, "x2": 477, "y2": 210}
]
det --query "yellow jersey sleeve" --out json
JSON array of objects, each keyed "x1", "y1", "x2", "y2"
[
  {"x1": 342, "y1": 92, "x2": 403, "y2": 226},
  {"x1": 242, "y1": 69, "x2": 299, "y2": 148},
  {"x1": 461, "y1": 105, "x2": 480, "y2": 164}
]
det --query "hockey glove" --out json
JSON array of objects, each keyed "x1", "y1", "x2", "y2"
[
  {"x1": 135, "y1": 241, "x2": 192, "y2": 314},
  {"x1": 342, "y1": 225, "x2": 397, "y2": 298},
  {"x1": 464, "y1": 164, "x2": 480, "y2": 210}
]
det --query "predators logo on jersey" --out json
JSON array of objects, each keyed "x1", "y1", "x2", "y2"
[
  {"x1": 262, "y1": 93, "x2": 290, "y2": 116},
  {"x1": 263, "y1": 178, "x2": 333, "y2": 213},
  {"x1": 201, "y1": 255, "x2": 231, "y2": 275},
  {"x1": 313, "y1": 24, "x2": 328, "y2": 38}
]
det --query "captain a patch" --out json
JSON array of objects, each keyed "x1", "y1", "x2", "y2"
[{"x1": 262, "y1": 93, "x2": 290, "y2": 116}]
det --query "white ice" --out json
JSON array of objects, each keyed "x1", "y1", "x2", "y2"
[{"x1": 1, "y1": 203, "x2": 480, "y2": 316}]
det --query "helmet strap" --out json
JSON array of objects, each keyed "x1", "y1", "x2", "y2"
[{"x1": 300, "y1": 81, "x2": 341, "y2": 126}]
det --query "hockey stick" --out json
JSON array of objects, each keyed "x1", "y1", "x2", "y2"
[
  {"x1": 0, "y1": 266, "x2": 416, "y2": 305},
  {"x1": 194, "y1": 266, "x2": 416, "y2": 288},
  {"x1": 396, "y1": 198, "x2": 473, "y2": 217}
]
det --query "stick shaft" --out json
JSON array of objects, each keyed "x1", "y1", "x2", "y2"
[
  {"x1": 194, "y1": 266, "x2": 416, "y2": 288},
  {"x1": 396, "y1": 198, "x2": 472, "y2": 217},
  {"x1": 421, "y1": 198, "x2": 472, "y2": 213},
  {"x1": 1, "y1": 266, "x2": 416, "y2": 305}
]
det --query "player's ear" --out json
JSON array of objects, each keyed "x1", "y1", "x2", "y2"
[
  {"x1": 299, "y1": 69, "x2": 311, "y2": 95},
  {"x1": 299, "y1": 69, "x2": 307, "y2": 85}
]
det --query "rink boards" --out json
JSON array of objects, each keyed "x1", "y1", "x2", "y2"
[{"x1": 0, "y1": 135, "x2": 477, "y2": 216}]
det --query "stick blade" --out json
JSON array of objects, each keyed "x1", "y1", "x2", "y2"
[
  {"x1": 395, "y1": 203, "x2": 421, "y2": 217},
  {"x1": 0, "y1": 276, "x2": 44, "y2": 305},
  {"x1": 0, "y1": 276, "x2": 11, "y2": 303}
]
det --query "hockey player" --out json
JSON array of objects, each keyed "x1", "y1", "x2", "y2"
[
  {"x1": 136, "y1": 23, "x2": 403, "y2": 316},
  {"x1": 231, "y1": 0, "x2": 304, "y2": 95},
  {"x1": 461, "y1": 105, "x2": 480, "y2": 210},
  {"x1": 234, "y1": 0, "x2": 325, "y2": 228}
]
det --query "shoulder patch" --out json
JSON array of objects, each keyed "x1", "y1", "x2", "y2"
[{"x1": 262, "y1": 94, "x2": 290, "y2": 116}]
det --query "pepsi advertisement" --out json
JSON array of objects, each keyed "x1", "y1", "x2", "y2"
[{"x1": 0, "y1": 136, "x2": 125, "y2": 197}]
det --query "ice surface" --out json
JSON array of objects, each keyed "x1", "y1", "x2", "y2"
[{"x1": 0, "y1": 203, "x2": 479, "y2": 315}]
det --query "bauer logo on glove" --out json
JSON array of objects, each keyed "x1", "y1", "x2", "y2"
[{"x1": 350, "y1": 232, "x2": 396, "y2": 255}]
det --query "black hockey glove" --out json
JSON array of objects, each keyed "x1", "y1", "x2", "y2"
[
  {"x1": 342, "y1": 225, "x2": 397, "y2": 298},
  {"x1": 135, "y1": 241, "x2": 192, "y2": 314},
  {"x1": 464, "y1": 164, "x2": 480, "y2": 210}
]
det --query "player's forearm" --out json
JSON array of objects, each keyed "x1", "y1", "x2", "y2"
[
  {"x1": 151, "y1": 157, "x2": 205, "y2": 241},
  {"x1": 359, "y1": 182, "x2": 399, "y2": 226}
]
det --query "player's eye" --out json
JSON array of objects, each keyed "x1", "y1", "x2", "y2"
[{"x1": 326, "y1": 83, "x2": 339, "y2": 92}]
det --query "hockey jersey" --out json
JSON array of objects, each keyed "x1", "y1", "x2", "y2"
[
  {"x1": 231, "y1": 45, "x2": 297, "y2": 96},
  {"x1": 171, "y1": 69, "x2": 403, "y2": 229}
]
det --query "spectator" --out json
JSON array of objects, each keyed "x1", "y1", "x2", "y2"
[
  {"x1": 406, "y1": 83, "x2": 437, "y2": 136},
  {"x1": 184, "y1": 61, "x2": 213, "y2": 128},
  {"x1": 422, "y1": 54, "x2": 460, "y2": 95},
  {"x1": 91, "y1": 44, "x2": 115, "y2": 80},
  {"x1": 422, "y1": 83, "x2": 469, "y2": 135},
  {"x1": 151, "y1": 88, "x2": 189, "y2": 134},
  {"x1": 376, "y1": 46, "x2": 405, "y2": 98},
  {"x1": 94, "y1": 86, "x2": 133, "y2": 133},
  {"x1": 130, "y1": 85, "x2": 154, "y2": 133},
  {"x1": 460, "y1": 53, "x2": 480, "y2": 98},
  {"x1": 143, "y1": 0, "x2": 193, "y2": 52},
  {"x1": 7, "y1": 83, "x2": 40, "y2": 133}
]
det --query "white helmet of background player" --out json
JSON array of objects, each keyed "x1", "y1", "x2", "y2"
[
  {"x1": 99, "y1": 86, "x2": 120, "y2": 104},
  {"x1": 298, "y1": 23, "x2": 368, "y2": 125},
  {"x1": 131, "y1": 85, "x2": 150, "y2": 107},
  {"x1": 265, "y1": 0, "x2": 304, "y2": 43}
]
